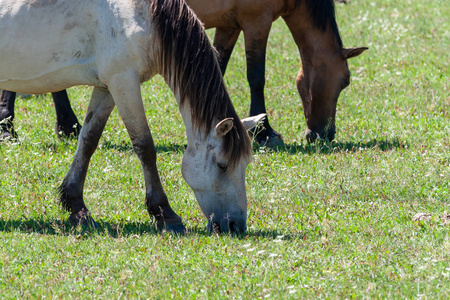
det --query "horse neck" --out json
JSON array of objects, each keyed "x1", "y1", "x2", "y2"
[
  {"x1": 166, "y1": 86, "x2": 198, "y2": 143},
  {"x1": 169, "y1": 86, "x2": 215, "y2": 148},
  {"x1": 282, "y1": 3, "x2": 342, "y2": 67}
]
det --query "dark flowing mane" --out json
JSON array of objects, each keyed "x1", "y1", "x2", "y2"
[
  {"x1": 150, "y1": 0, "x2": 252, "y2": 168},
  {"x1": 301, "y1": 0, "x2": 343, "y2": 47}
]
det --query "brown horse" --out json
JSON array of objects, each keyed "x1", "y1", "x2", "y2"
[
  {"x1": 186, "y1": 0, "x2": 367, "y2": 144},
  {"x1": 0, "y1": 0, "x2": 366, "y2": 144}
]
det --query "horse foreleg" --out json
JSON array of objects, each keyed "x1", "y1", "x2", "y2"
[
  {"x1": 108, "y1": 73, "x2": 185, "y2": 234},
  {"x1": 213, "y1": 27, "x2": 240, "y2": 75},
  {"x1": 52, "y1": 90, "x2": 82, "y2": 138},
  {"x1": 59, "y1": 87, "x2": 115, "y2": 228},
  {"x1": 0, "y1": 90, "x2": 17, "y2": 140},
  {"x1": 243, "y1": 25, "x2": 284, "y2": 146}
]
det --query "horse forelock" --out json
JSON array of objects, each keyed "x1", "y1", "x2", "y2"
[
  {"x1": 301, "y1": 0, "x2": 343, "y2": 47},
  {"x1": 150, "y1": 0, "x2": 251, "y2": 168}
]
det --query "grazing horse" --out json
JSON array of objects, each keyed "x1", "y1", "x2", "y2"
[
  {"x1": 1, "y1": 0, "x2": 366, "y2": 145},
  {"x1": 185, "y1": 0, "x2": 367, "y2": 144},
  {"x1": 0, "y1": 0, "x2": 266, "y2": 234}
]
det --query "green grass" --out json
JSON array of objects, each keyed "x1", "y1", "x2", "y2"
[{"x1": 1, "y1": 0, "x2": 449, "y2": 298}]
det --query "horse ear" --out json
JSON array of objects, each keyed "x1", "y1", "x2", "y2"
[
  {"x1": 241, "y1": 113, "x2": 267, "y2": 131},
  {"x1": 342, "y1": 47, "x2": 368, "y2": 60},
  {"x1": 215, "y1": 118, "x2": 234, "y2": 138}
]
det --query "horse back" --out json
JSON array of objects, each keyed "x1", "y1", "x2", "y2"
[
  {"x1": 0, "y1": 0, "x2": 154, "y2": 93},
  {"x1": 185, "y1": 0, "x2": 290, "y2": 29}
]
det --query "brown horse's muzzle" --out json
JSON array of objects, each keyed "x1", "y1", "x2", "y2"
[{"x1": 305, "y1": 125, "x2": 336, "y2": 143}]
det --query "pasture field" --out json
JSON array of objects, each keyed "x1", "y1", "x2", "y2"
[{"x1": 0, "y1": 0, "x2": 449, "y2": 298}]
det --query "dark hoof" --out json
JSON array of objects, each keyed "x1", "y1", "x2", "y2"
[
  {"x1": 0, "y1": 131, "x2": 16, "y2": 141},
  {"x1": 55, "y1": 122, "x2": 82, "y2": 139},
  {"x1": 157, "y1": 217, "x2": 186, "y2": 235},
  {"x1": 253, "y1": 130, "x2": 284, "y2": 147},
  {"x1": 261, "y1": 133, "x2": 284, "y2": 147},
  {"x1": 0, "y1": 124, "x2": 17, "y2": 141},
  {"x1": 162, "y1": 222, "x2": 186, "y2": 235},
  {"x1": 69, "y1": 211, "x2": 99, "y2": 229}
]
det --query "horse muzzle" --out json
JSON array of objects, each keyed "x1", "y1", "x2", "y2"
[
  {"x1": 206, "y1": 215, "x2": 247, "y2": 234},
  {"x1": 305, "y1": 126, "x2": 336, "y2": 143}
]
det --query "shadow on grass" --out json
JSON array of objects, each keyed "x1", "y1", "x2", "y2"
[
  {"x1": 0, "y1": 218, "x2": 159, "y2": 237},
  {"x1": 260, "y1": 137, "x2": 408, "y2": 155},
  {"x1": 31, "y1": 140, "x2": 186, "y2": 154},
  {"x1": 98, "y1": 137, "x2": 407, "y2": 156},
  {"x1": 15, "y1": 137, "x2": 406, "y2": 156},
  {"x1": 100, "y1": 141, "x2": 186, "y2": 154},
  {"x1": 0, "y1": 218, "x2": 303, "y2": 240}
]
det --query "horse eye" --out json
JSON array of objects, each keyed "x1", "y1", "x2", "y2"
[{"x1": 217, "y1": 163, "x2": 228, "y2": 172}]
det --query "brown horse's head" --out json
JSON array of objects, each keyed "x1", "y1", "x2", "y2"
[
  {"x1": 297, "y1": 47, "x2": 367, "y2": 142},
  {"x1": 282, "y1": 0, "x2": 368, "y2": 142}
]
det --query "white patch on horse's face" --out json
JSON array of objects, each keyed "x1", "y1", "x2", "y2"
[{"x1": 181, "y1": 131, "x2": 250, "y2": 233}]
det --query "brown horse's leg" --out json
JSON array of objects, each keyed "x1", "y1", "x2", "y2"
[
  {"x1": 213, "y1": 27, "x2": 241, "y2": 75},
  {"x1": 243, "y1": 25, "x2": 284, "y2": 146},
  {"x1": 108, "y1": 74, "x2": 185, "y2": 234},
  {"x1": 52, "y1": 90, "x2": 82, "y2": 138},
  {"x1": 59, "y1": 87, "x2": 115, "y2": 228},
  {"x1": 0, "y1": 90, "x2": 17, "y2": 140}
]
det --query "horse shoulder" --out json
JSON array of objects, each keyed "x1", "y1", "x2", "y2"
[{"x1": 94, "y1": 3, "x2": 156, "y2": 84}]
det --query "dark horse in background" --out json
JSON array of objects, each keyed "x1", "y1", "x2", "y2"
[
  {"x1": 0, "y1": 89, "x2": 80, "y2": 139},
  {"x1": 0, "y1": 0, "x2": 367, "y2": 144}
]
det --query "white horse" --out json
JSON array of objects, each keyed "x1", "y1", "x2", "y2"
[{"x1": 0, "y1": 0, "x2": 265, "y2": 233}]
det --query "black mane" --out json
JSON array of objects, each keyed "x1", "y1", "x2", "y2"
[{"x1": 303, "y1": 0, "x2": 343, "y2": 46}]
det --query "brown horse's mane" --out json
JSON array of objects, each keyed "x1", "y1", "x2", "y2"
[
  {"x1": 150, "y1": 0, "x2": 252, "y2": 168},
  {"x1": 299, "y1": 0, "x2": 343, "y2": 47}
]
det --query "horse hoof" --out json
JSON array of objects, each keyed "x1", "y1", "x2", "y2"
[
  {"x1": 0, "y1": 131, "x2": 13, "y2": 141},
  {"x1": 55, "y1": 122, "x2": 82, "y2": 139},
  {"x1": 161, "y1": 222, "x2": 186, "y2": 235},
  {"x1": 255, "y1": 131, "x2": 284, "y2": 147},
  {"x1": 263, "y1": 134, "x2": 284, "y2": 147},
  {"x1": 68, "y1": 211, "x2": 99, "y2": 229},
  {"x1": 0, "y1": 127, "x2": 18, "y2": 141}
]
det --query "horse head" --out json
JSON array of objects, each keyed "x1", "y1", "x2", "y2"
[
  {"x1": 181, "y1": 114, "x2": 265, "y2": 234},
  {"x1": 296, "y1": 47, "x2": 368, "y2": 142},
  {"x1": 281, "y1": 0, "x2": 368, "y2": 142}
]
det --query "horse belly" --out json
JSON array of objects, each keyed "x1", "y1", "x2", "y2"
[
  {"x1": 185, "y1": 0, "x2": 285, "y2": 29},
  {"x1": 0, "y1": 67, "x2": 104, "y2": 94},
  {"x1": 185, "y1": 0, "x2": 238, "y2": 28}
]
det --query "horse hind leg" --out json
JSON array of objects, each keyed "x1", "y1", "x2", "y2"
[
  {"x1": 59, "y1": 87, "x2": 115, "y2": 228},
  {"x1": 0, "y1": 89, "x2": 82, "y2": 141},
  {"x1": 0, "y1": 90, "x2": 18, "y2": 141},
  {"x1": 52, "y1": 90, "x2": 82, "y2": 138},
  {"x1": 107, "y1": 73, "x2": 185, "y2": 234}
]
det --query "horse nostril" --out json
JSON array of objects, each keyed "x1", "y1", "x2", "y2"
[{"x1": 208, "y1": 219, "x2": 243, "y2": 234}]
